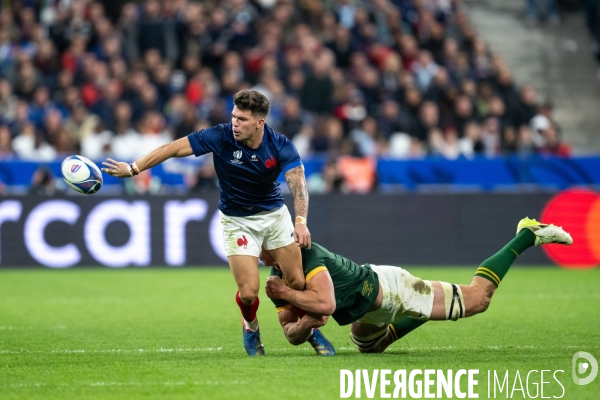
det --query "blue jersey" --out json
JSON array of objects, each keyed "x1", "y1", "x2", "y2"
[{"x1": 187, "y1": 123, "x2": 302, "y2": 217}]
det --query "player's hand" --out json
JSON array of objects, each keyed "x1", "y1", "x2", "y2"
[
  {"x1": 102, "y1": 158, "x2": 131, "y2": 178},
  {"x1": 265, "y1": 276, "x2": 288, "y2": 300},
  {"x1": 294, "y1": 223, "x2": 311, "y2": 249}
]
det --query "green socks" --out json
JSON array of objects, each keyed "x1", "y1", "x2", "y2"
[
  {"x1": 475, "y1": 229, "x2": 536, "y2": 287},
  {"x1": 389, "y1": 318, "x2": 427, "y2": 342}
]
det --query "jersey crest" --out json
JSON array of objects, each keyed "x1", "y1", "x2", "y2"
[{"x1": 265, "y1": 156, "x2": 277, "y2": 169}]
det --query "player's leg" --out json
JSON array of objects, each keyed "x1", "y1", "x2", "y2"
[
  {"x1": 221, "y1": 212, "x2": 266, "y2": 356},
  {"x1": 428, "y1": 277, "x2": 495, "y2": 320},
  {"x1": 350, "y1": 318, "x2": 427, "y2": 354},
  {"x1": 350, "y1": 267, "x2": 432, "y2": 353},
  {"x1": 263, "y1": 205, "x2": 305, "y2": 291},
  {"x1": 268, "y1": 244, "x2": 305, "y2": 290},
  {"x1": 228, "y1": 255, "x2": 265, "y2": 356},
  {"x1": 429, "y1": 217, "x2": 573, "y2": 321},
  {"x1": 229, "y1": 255, "x2": 261, "y2": 318}
]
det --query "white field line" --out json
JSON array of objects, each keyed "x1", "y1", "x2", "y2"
[
  {"x1": 337, "y1": 344, "x2": 589, "y2": 351},
  {"x1": 8, "y1": 380, "x2": 248, "y2": 388},
  {"x1": 0, "y1": 325, "x2": 67, "y2": 330},
  {"x1": 0, "y1": 347, "x2": 223, "y2": 354},
  {"x1": 0, "y1": 344, "x2": 590, "y2": 355}
]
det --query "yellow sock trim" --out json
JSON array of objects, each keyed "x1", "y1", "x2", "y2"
[
  {"x1": 388, "y1": 324, "x2": 398, "y2": 342},
  {"x1": 476, "y1": 267, "x2": 501, "y2": 286},
  {"x1": 510, "y1": 248, "x2": 519, "y2": 257}
]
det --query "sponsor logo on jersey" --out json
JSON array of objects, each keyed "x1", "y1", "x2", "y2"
[
  {"x1": 237, "y1": 235, "x2": 248, "y2": 248},
  {"x1": 231, "y1": 150, "x2": 243, "y2": 165},
  {"x1": 71, "y1": 164, "x2": 81, "y2": 173},
  {"x1": 265, "y1": 156, "x2": 277, "y2": 169},
  {"x1": 251, "y1": 154, "x2": 258, "y2": 162}
]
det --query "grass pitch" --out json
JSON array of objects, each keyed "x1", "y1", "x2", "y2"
[{"x1": 0, "y1": 267, "x2": 599, "y2": 400}]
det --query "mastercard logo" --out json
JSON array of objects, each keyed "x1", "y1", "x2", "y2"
[{"x1": 540, "y1": 189, "x2": 600, "y2": 269}]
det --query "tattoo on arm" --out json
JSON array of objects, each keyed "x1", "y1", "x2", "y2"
[{"x1": 285, "y1": 165, "x2": 309, "y2": 218}]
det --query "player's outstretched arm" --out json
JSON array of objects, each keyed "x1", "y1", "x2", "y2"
[
  {"x1": 278, "y1": 308, "x2": 328, "y2": 345},
  {"x1": 265, "y1": 272, "x2": 336, "y2": 316},
  {"x1": 102, "y1": 137, "x2": 194, "y2": 178},
  {"x1": 284, "y1": 165, "x2": 311, "y2": 248}
]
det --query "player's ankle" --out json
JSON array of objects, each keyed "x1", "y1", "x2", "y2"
[{"x1": 243, "y1": 318, "x2": 259, "y2": 332}]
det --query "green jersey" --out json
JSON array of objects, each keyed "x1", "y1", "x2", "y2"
[{"x1": 269, "y1": 242, "x2": 379, "y2": 326}]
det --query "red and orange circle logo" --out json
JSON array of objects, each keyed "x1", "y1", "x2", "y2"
[{"x1": 540, "y1": 189, "x2": 600, "y2": 269}]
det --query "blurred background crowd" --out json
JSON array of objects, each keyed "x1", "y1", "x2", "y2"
[{"x1": 0, "y1": 0, "x2": 591, "y2": 194}]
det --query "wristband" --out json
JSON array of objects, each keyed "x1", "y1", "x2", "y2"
[
  {"x1": 295, "y1": 216, "x2": 307, "y2": 225},
  {"x1": 128, "y1": 163, "x2": 139, "y2": 176},
  {"x1": 131, "y1": 162, "x2": 140, "y2": 174}
]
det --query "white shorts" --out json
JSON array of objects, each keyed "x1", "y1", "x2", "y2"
[
  {"x1": 220, "y1": 205, "x2": 295, "y2": 257},
  {"x1": 357, "y1": 265, "x2": 434, "y2": 327}
]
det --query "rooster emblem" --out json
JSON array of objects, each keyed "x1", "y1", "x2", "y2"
[
  {"x1": 237, "y1": 235, "x2": 248, "y2": 248},
  {"x1": 265, "y1": 156, "x2": 277, "y2": 169}
]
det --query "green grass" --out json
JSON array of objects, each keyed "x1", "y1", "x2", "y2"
[{"x1": 0, "y1": 267, "x2": 599, "y2": 400}]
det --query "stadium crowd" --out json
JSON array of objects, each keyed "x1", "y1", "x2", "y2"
[{"x1": 0, "y1": 0, "x2": 572, "y2": 192}]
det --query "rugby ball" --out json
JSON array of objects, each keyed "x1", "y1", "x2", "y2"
[{"x1": 61, "y1": 155, "x2": 103, "y2": 194}]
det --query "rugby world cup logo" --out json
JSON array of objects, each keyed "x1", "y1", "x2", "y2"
[
  {"x1": 71, "y1": 164, "x2": 81, "y2": 173},
  {"x1": 540, "y1": 189, "x2": 600, "y2": 268},
  {"x1": 231, "y1": 150, "x2": 243, "y2": 165}
]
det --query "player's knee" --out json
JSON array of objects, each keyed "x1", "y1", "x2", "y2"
[
  {"x1": 465, "y1": 288, "x2": 492, "y2": 317},
  {"x1": 476, "y1": 292, "x2": 492, "y2": 314},
  {"x1": 238, "y1": 288, "x2": 258, "y2": 305}
]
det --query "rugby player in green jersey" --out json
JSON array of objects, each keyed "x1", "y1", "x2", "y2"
[{"x1": 262, "y1": 218, "x2": 572, "y2": 355}]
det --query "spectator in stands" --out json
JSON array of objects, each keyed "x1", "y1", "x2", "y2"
[
  {"x1": 81, "y1": 121, "x2": 111, "y2": 161},
  {"x1": 414, "y1": 101, "x2": 440, "y2": 142},
  {"x1": 12, "y1": 123, "x2": 56, "y2": 161},
  {"x1": 452, "y1": 94, "x2": 477, "y2": 137},
  {"x1": 9, "y1": 100, "x2": 30, "y2": 138},
  {"x1": 64, "y1": 102, "x2": 100, "y2": 143},
  {"x1": 514, "y1": 83, "x2": 538, "y2": 128},
  {"x1": 301, "y1": 51, "x2": 334, "y2": 115},
  {"x1": 481, "y1": 116, "x2": 501, "y2": 157},
  {"x1": 460, "y1": 122, "x2": 484, "y2": 158},
  {"x1": 30, "y1": 166, "x2": 57, "y2": 196},
  {"x1": 517, "y1": 125, "x2": 537, "y2": 156},
  {"x1": 376, "y1": 99, "x2": 413, "y2": 140},
  {"x1": 0, "y1": 124, "x2": 13, "y2": 157},
  {"x1": 538, "y1": 123, "x2": 570, "y2": 156},
  {"x1": 501, "y1": 126, "x2": 518, "y2": 154},
  {"x1": 350, "y1": 116, "x2": 380, "y2": 157},
  {"x1": 190, "y1": 154, "x2": 219, "y2": 192},
  {"x1": 279, "y1": 96, "x2": 307, "y2": 140},
  {"x1": 110, "y1": 101, "x2": 140, "y2": 161},
  {"x1": 318, "y1": 158, "x2": 346, "y2": 193},
  {"x1": 0, "y1": 79, "x2": 17, "y2": 122},
  {"x1": 429, "y1": 126, "x2": 461, "y2": 160},
  {"x1": 0, "y1": 27, "x2": 16, "y2": 81}
]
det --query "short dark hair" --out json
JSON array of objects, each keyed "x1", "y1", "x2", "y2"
[{"x1": 233, "y1": 89, "x2": 270, "y2": 118}]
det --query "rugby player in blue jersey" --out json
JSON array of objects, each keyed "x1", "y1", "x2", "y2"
[{"x1": 102, "y1": 90, "x2": 311, "y2": 356}]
